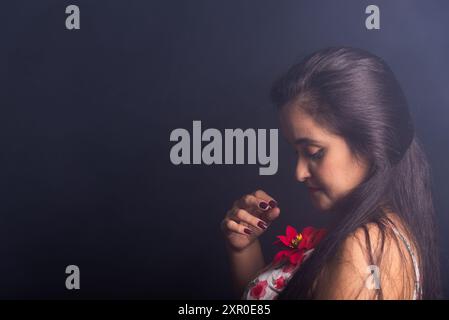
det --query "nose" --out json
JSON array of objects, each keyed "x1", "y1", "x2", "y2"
[{"x1": 295, "y1": 157, "x2": 311, "y2": 182}]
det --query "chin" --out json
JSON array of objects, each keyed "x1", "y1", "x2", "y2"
[{"x1": 312, "y1": 197, "x2": 333, "y2": 213}]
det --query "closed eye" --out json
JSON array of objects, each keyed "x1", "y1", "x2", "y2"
[
  {"x1": 294, "y1": 149, "x2": 324, "y2": 161},
  {"x1": 308, "y1": 149, "x2": 324, "y2": 160}
]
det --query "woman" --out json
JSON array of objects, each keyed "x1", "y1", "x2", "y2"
[{"x1": 221, "y1": 46, "x2": 441, "y2": 299}]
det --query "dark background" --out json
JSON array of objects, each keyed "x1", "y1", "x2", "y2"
[{"x1": 1, "y1": 0, "x2": 448, "y2": 299}]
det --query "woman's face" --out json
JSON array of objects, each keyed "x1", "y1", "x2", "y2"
[{"x1": 279, "y1": 101, "x2": 370, "y2": 212}]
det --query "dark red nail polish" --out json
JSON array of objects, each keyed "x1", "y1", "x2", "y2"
[
  {"x1": 258, "y1": 221, "x2": 267, "y2": 230},
  {"x1": 244, "y1": 228, "x2": 252, "y2": 235},
  {"x1": 269, "y1": 200, "x2": 278, "y2": 208},
  {"x1": 259, "y1": 202, "x2": 268, "y2": 210}
]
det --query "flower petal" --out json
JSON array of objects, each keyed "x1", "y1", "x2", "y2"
[
  {"x1": 286, "y1": 225, "x2": 298, "y2": 242},
  {"x1": 289, "y1": 250, "x2": 305, "y2": 265},
  {"x1": 276, "y1": 235, "x2": 290, "y2": 247},
  {"x1": 273, "y1": 250, "x2": 289, "y2": 264},
  {"x1": 301, "y1": 226, "x2": 316, "y2": 239},
  {"x1": 299, "y1": 226, "x2": 325, "y2": 250}
]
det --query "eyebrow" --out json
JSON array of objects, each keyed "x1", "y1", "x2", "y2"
[{"x1": 294, "y1": 137, "x2": 322, "y2": 146}]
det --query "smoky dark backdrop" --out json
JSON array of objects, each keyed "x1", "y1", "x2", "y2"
[{"x1": 0, "y1": 0, "x2": 448, "y2": 299}]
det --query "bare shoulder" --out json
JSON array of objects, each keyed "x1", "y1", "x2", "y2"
[
  {"x1": 315, "y1": 219, "x2": 417, "y2": 299},
  {"x1": 336, "y1": 222, "x2": 384, "y2": 268}
]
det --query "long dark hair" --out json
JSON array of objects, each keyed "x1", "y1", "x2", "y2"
[{"x1": 271, "y1": 47, "x2": 441, "y2": 299}]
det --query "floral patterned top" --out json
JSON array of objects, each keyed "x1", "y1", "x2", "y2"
[
  {"x1": 241, "y1": 225, "x2": 326, "y2": 300},
  {"x1": 242, "y1": 248, "x2": 315, "y2": 300}
]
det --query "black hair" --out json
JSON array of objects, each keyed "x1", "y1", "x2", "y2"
[{"x1": 271, "y1": 47, "x2": 441, "y2": 299}]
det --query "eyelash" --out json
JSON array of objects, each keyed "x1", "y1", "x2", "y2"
[
  {"x1": 309, "y1": 150, "x2": 324, "y2": 160},
  {"x1": 296, "y1": 149, "x2": 324, "y2": 160}
]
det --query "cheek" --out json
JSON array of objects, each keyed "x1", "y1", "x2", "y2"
[
  {"x1": 311, "y1": 164, "x2": 334, "y2": 198},
  {"x1": 319, "y1": 159, "x2": 362, "y2": 200},
  {"x1": 313, "y1": 160, "x2": 348, "y2": 200}
]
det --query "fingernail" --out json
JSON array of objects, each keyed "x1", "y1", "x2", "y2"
[
  {"x1": 259, "y1": 202, "x2": 269, "y2": 210},
  {"x1": 244, "y1": 228, "x2": 252, "y2": 235},
  {"x1": 269, "y1": 200, "x2": 278, "y2": 208},
  {"x1": 258, "y1": 221, "x2": 267, "y2": 230}
]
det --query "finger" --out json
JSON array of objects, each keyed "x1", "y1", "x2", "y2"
[
  {"x1": 231, "y1": 208, "x2": 269, "y2": 231},
  {"x1": 261, "y1": 206, "x2": 281, "y2": 223},
  {"x1": 224, "y1": 219, "x2": 254, "y2": 236},
  {"x1": 225, "y1": 207, "x2": 250, "y2": 226},
  {"x1": 237, "y1": 194, "x2": 271, "y2": 215},
  {"x1": 252, "y1": 189, "x2": 278, "y2": 209}
]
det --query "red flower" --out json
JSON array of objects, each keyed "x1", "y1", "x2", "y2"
[
  {"x1": 272, "y1": 225, "x2": 326, "y2": 266},
  {"x1": 272, "y1": 245, "x2": 305, "y2": 266},
  {"x1": 299, "y1": 226, "x2": 327, "y2": 250},
  {"x1": 250, "y1": 280, "x2": 268, "y2": 299}
]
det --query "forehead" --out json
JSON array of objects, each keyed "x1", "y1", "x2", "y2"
[{"x1": 279, "y1": 103, "x2": 334, "y2": 146}]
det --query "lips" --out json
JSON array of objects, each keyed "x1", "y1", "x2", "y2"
[{"x1": 307, "y1": 186, "x2": 321, "y2": 193}]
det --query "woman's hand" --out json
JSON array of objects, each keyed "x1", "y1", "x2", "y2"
[{"x1": 221, "y1": 189, "x2": 280, "y2": 252}]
